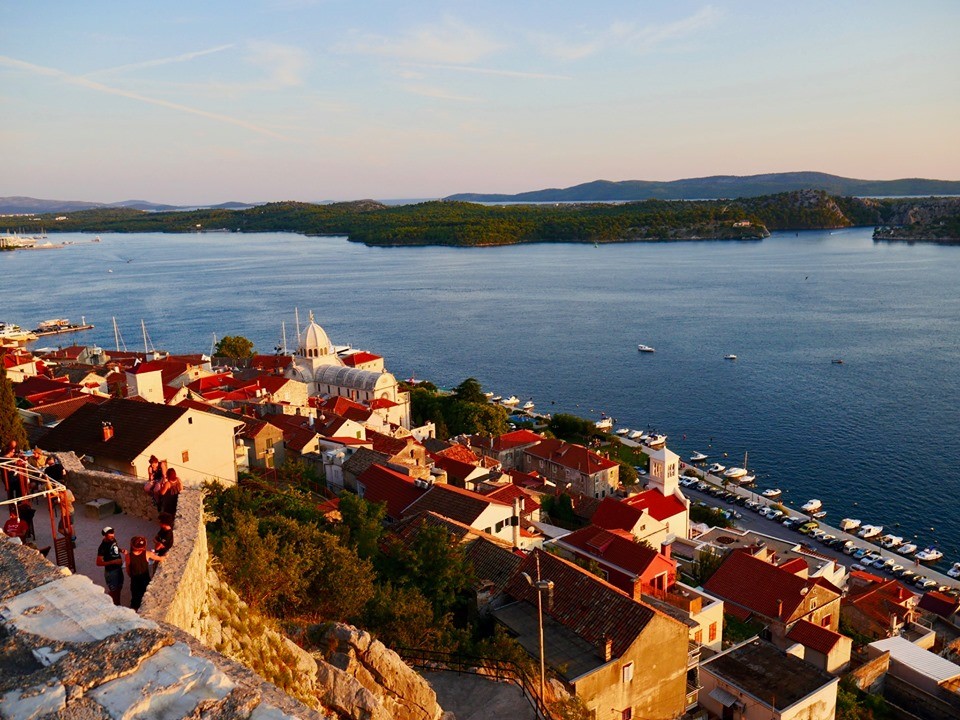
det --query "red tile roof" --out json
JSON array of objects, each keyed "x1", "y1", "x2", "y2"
[
  {"x1": 591, "y1": 497, "x2": 645, "y2": 533},
  {"x1": 34, "y1": 394, "x2": 108, "y2": 423},
  {"x1": 319, "y1": 396, "x2": 368, "y2": 415},
  {"x1": 622, "y1": 488, "x2": 687, "y2": 522},
  {"x1": 342, "y1": 351, "x2": 381, "y2": 367},
  {"x1": 433, "y1": 455, "x2": 484, "y2": 484},
  {"x1": 484, "y1": 483, "x2": 541, "y2": 515},
  {"x1": 504, "y1": 549, "x2": 659, "y2": 659},
  {"x1": 434, "y1": 443, "x2": 480, "y2": 465},
  {"x1": 917, "y1": 591, "x2": 960, "y2": 618},
  {"x1": 777, "y1": 558, "x2": 810, "y2": 576},
  {"x1": 524, "y1": 437, "x2": 617, "y2": 474},
  {"x1": 250, "y1": 354, "x2": 293, "y2": 371},
  {"x1": 357, "y1": 464, "x2": 426, "y2": 520},
  {"x1": 844, "y1": 574, "x2": 916, "y2": 629},
  {"x1": 492, "y1": 429, "x2": 543, "y2": 451},
  {"x1": 369, "y1": 397, "x2": 397, "y2": 409},
  {"x1": 367, "y1": 429, "x2": 419, "y2": 457},
  {"x1": 704, "y1": 550, "x2": 839, "y2": 622},
  {"x1": 509, "y1": 469, "x2": 546, "y2": 490},
  {"x1": 559, "y1": 525, "x2": 666, "y2": 577},
  {"x1": 786, "y1": 619, "x2": 844, "y2": 655},
  {"x1": 402, "y1": 483, "x2": 510, "y2": 526}
]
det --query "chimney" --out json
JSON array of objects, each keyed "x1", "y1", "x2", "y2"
[
  {"x1": 512, "y1": 496, "x2": 522, "y2": 548},
  {"x1": 102, "y1": 421, "x2": 114, "y2": 442},
  {"x1": 603, "y1": 636, "x2": 613, "y2": 662},
  {"x1": 660, "y1": 540, "x2": 672, "y2": 560},
  {"x1": 775, "y1": 599, "x2": 783, "y2": 618}
]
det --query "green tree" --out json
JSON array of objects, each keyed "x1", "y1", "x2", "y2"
[
  {"x1": 337, "y1": 492, "x2": 386, "y2": 560},
  {"x1": 547, "y1": 413, "x2": 594, "y2": 442},
  {"x1": 689, "y1": 549, "x2": 725, "y2": 586},
  {"x1": 454, "y1": 377, "x2": 487, "y2": 404},
  {"x1": 361, "y1": 583, "x2": 445, "y2": 649},
  {"x1": 617, "y1": 460, "x2": 638, "y2": 486},
  {"x1": 0, "y1": 367, "x2": 28, "y2": 450},
  {"x1": 214, "y1": 334, "x2": 255, "y2": 359}
]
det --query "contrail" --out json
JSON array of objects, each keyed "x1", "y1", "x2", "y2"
[
  {"x1": 0, "y1": 55, "x2": 286, "y2": 140},
  {"x1": 87, "y1": 44, "x2": 235, "y2": 76}
]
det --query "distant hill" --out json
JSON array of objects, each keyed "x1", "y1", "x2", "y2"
[
  {"x1": 0, "y1": 196, "x2": 257, "y2": 215},
  {"x1": 445, "y1": 172, "x2": 960, "y2": 203}
]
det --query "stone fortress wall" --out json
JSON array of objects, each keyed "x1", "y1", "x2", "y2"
[{"x1": 51, "y1": 454, "x2": 443, "y2": 720}]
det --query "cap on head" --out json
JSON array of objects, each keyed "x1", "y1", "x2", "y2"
[
  {"x1": 102, "y1": 526, "x2": 114, "y2": 536},
  {"x1": 132, "y1": 535, "x2": 147, "y2": 548}
]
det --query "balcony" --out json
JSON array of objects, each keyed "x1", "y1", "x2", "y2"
[{"x1": 688, "y1": 640, "x2": 702, "y2": 668}]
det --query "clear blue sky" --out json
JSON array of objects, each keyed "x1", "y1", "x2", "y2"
[{"x1": 2, "y1": 1, "x2": 958, "y2": 203}]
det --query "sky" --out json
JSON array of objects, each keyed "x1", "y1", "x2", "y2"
[{"x1": 2, "y1": 1, "x2": 958, "y2": 204}]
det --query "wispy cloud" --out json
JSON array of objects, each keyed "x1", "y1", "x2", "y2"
[
  {"x1": 0, "y1": 55, "x2": 286, "y2": 139},
  {"x1": 402, "y1": 84, "x2": 480, "y2": 103},
  {"x1": 86, "y1": 44, "x2": 234, "y2": 77},
  {"x1": 245, "y1": 41, "x2": 308, "y2": 87},
  {"x1": 534, "y1": 5, "x2": 721, "y2": 61},
  {"x1": 414, "y1": 63, "x2": 571, "y2": 81},
  {"x1": 336, "y1": 17, "x2": 500, "y2": 65}
]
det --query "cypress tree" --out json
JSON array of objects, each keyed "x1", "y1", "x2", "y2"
[{"x1": 0, "y1": 366, "x2": 28, "y2": 450}]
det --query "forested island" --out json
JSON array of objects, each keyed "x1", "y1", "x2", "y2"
[{"x1": 15, "y1": 190, "x2": 960, "y2": 247}]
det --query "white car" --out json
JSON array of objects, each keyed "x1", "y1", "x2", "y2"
[{"x1": 862, "y1": 553, "x2": 883, "y2": 566}]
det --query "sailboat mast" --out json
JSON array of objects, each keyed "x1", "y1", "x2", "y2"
[
  {"x1": 113, "y1": 317, "x2": 120, "y2": 352},
  {"x1": 142, "y1": 320, "x2": 148, "y2": 355},
  {"x1": 294, "y1": 308, "x2": 302, "y2": 345},
  {"x1": 282, "y1": 321, "x2": 288, "y2": 354}
]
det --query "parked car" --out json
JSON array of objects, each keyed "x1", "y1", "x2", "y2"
[
  {"x1": 812, "y1": 531, "x2": 830, "y2": 542},
  {"x1": 862, "y1": 553, "x2": 883, "y2": 566},
  {"x1": 851, "y1": 564, "x2": 866, "y2": 572},
  {"x1": 766, "y1": 510, "x2": 784, "y2": 521},
  {"x1": 916, "y1": 578, "x2": 938, "y2": 591},
  {"x1": 843, "y1": 543, "x2": 859, "y2": 555},
  {"x1": 798, "y1": 521, "x2": 819, "y2": 534},
  {"x1": 723, "y1": 509, "x2": 743, "y2": 520},
  {"x1": 745, "y1": 500, "x2": 760, "y2": 511},
  {"x1": 696, "y1": 482, "x2": 708, "y2": 491}
]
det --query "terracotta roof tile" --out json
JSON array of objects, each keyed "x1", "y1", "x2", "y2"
[
  {"x1": 524, "y1": 437, "x2": 617, "y2": 473},
  {"x1": 402, "y1": 483, "x2": 509, "y2": 525},
  {"x1": 558, "y1": 525, "x2": 665, "y2": 577},
  {"x1": 591, "y1": 497, "x2": 645, "y2": 533},
  {"x1": 484, "y1": 483, "x2": 541, "y2": 515},
  {"x1": 623, "y1": 489, "x2": 687, "y2": 522},
  {"x1": 357, "y1": 464, "x2": 426, "y2": 520},
  {"x1": 786, "y1": 619, "x2": 844, "y2": 655}
]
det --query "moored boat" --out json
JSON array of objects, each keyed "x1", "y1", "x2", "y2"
[
  {"x1": 616, "y1": 428, "x2": 630, "y2": 436},
  {"x1": 812, "y1": 510, "x2": 827, "y2": 519},
  {"x1": 645, "y1": 434, "x2": 667, "y2": 447},
  {"x1": 915, "y1": 547, "x2": 943, "y2": 564},
  {"x1": 595, "y1": 417, "x2": 613, "y2": 431},
  {"x1": 801, "y1": 499, "x2": 822, "y2": 513},
  {"x1": 880, "y1": 535, "x2": 903, "y2": 549},
  {"x1": 0, "y1": 322, "x2": 38, "y2": 342},
  {"x1": 947, "y1": 562, "x2": 960, "y2": 579},
  {"x1": 740, "y1": 474, "x2": 756, "y2": 485},
  {"x1": 690, "y1": 451, "x2": 709, "y2": 462},
  {"x1": 629, "y1": 430, "x2": 644, "y2": 440},
  {"x1": 724, "y1": 354, "x2": 737, "y2": 360},
  {"x1": 839, "y1": 518, "x2": 861, "y2": 532},
  {"x1": 723, "y1": 467, "x2": 747, "y2": 480},
  {"x1": 637, "y1": 344, "x2": 656, "y2": 353},
  {"x1": 707, "y1": 463, "x2": 726, "y2": 474},
  {"x1": 522, "y1": 400, "x2": 535, "y2": 411},
  {"x1": 897, "y1": 543, "x2": 918, "y2": 556},
  {"x1": 32, "y1": 317, "x2": 95, "y2": 336},
  {"x1": 761, "y1": 488, "x2": 782, "y2": 499},
  {"x1": 857, "y1": 524, "x2": 883, "y2": 539},
  {"x1": 501, "y1": 396, "x2": 520, "y2": 406}
]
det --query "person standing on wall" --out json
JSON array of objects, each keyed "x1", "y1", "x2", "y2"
[{"x1": 96, "y1": 526, "x2": 126, "y2": 605}]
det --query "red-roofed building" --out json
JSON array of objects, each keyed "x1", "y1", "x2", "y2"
[
  {"x1": 704, "y1": 550, "x2": 841, "y2": 649},
  {"x1": 522, "y1": 438, "x2": 619, "y2": 498},
  {"x1": 1, "y1": 349, "x2": 40, "y2": 382},
  {"x1": 432, "y1": 454, "x2": 488, "y2": 489},
  {"x1": 553, "y1": 524, "x2": 677, "y2": 599},
  {"x1": 590, "y1": 495, "x2": 679, "y2": 549},
  {"x1": 508, "y1": 469, "x2": 546, "y2": 491},
  {"x1": 356, "y1": 464, "x2": 427, "y2": 521},
  {"x1": 623, "y1": 488, "x2": 689, "y2": 540},
  {"x1": 482, "y1": 483, "x2": 541, "y2": 522},
  {"x1": 366, "y1": 429, "x2": 430, "y2": 480},
  {"x1": 493, "y1": 549, "x2": 691, "y2": 719},
  {"x1": 29, "y1": 394, "x2": 109, "y2": 425},
  {"x1": 341, "y1": 351, "x2": 383, "y2": 372},
  {"x1": 841, "y1": 572, "x2": 917, "y2": 640},
  {"x1": 786, "y1": 618, "x2": 852, "y2": 673},
  {"x1": 402, "y1": 483, "x2": 524, "y2": 547},
  {"x1": 435, "y1": 443, "x2": 481, "y2": 465},
  {"x1": 917, "y1": 591, "x2": 960, "y2": 622},
  {"x1": 469, "y1": 429, "x2": 543, "y2": 469},
  {"x1": 250, "y1": 354, "x2": 293, "y2": 373}
]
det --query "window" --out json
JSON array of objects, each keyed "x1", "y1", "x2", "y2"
[
  {"x1": 694, "y1": 629, "x2": 702, "y2": 644},
  {"x1": 495, "y1": 521, "x2": 504, "y2": 533},
  {"x1": 821, "y1": 615, "x2": 832, "y2": 627},
  {"x1": 708, "y1": 622, "x2": 717, "y2": 642},
  {"x1": 621, "y1": 663, "x2": 634, "y2": 683},
  {"x1": 621, "y1": 709, "x2": 632, "y2": 720},
  {"x1": 181, "y1": 450, "x2": 189, "y2": 463}
]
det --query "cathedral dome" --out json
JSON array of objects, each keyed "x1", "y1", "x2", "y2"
[{"x1": 299, "y1": 313, "x2": 333, "y2": 358}]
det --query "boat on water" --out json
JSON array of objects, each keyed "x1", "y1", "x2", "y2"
[
  {"x1": 616, "y1": 428, "x2": 630, "y2": 436},
  {"x1": 880, "y1": 535, "x2": 903, "y2": 549},
  {"x1": 915, "y1": 547, "x2": 943, "y2": 564},
  {"x1": 501, "y1": 396, "x2": 520, "y2": 406},
  {"x1": 637, "y1": 344, "x2": 656, "y2": 353},
  {"x1": 0, "y1": 322, "x2": 38, "y2": 342},
  {"x1": 839, "y1": 518, "x2": 861, "y2": 532},
  {"x1": 645, "y1": 434, "x2": 667, "y2": 447},
  {"x1": 629, "y1": 430, "x2": 644, "y2": 440},
  {"x1": 707, "y1": 463, "x2": 726, "y2": 474},
  {"x1": 812, "y1": 510, "x2": 827, "y2": 519},
  {"x1": 761, "y1": 488, "x2": 782, "y2": 499},
  {"x1": 947, "y1": 563, "x2": 960, "y2": 579},
  {"x1": 483, "y1": 392, "x2": 494, "y2": 398},
  {"x1": 522, "y1": 400, "x2": 535, "y2": 411},
  {"x1": 690, "y1": 451, "x2": 709, "y2": 462},
  {"x1": 801, "y1": 499, "x2": 822, "y2": 513},
  {"x1": 595, "y1": 417, "x2": 613, "y2": 431},
  {"x1": 723, "y1": 467, "x2": 748, "y2": 480},
  {"x1": 32, "y1": 317, "x2": 94, "y2": 336},
  {"x1": 724, "y1": 354, "x2": 737, "y2": 360},
  {"x1": 832, "y1": 359, "x2": 844, "y2": 365},
  {"x1": 857, "y1": 524, "x2": 883, "y2": 539},
  {"x1": 491, "y1": 395, "x2": 502, "y2": 403},
  {"x1": 897, "y1": 543, "x2": 918, "y2": 556}
]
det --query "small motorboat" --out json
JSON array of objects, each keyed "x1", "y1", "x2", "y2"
[
  {"x1": 645, "y1": 434, "x2": 667, "y2": 447},
  {"x1": 761, "y1": 488, "x2": 782, "y2": 499},
  {"x1": 723, "y1": 467, "x2": 747, "y2": 480},
  {"x1": 897, "y1": 543, "x2": 918, "y2": 556},
  {"x1": 501, "y1": 396, "x2": 520, "y2": 406},
  {"x1": 880, "y1": 535, "x2": 903, "y2": 549},
  {"x1": 707, "y1": 463, "x2": 726, "y2": 474},
  {"x1": 629, "y1": 430, "x2": 644, "y2": 440},
  {"x1": 724, "y1": 354, "x2": 737, "y2": 360},
  {"x1": 857, "y1": 525, "x2": 882, "y2": 539},
  {"x1": 915, "y1": 547, "x2": 943, "y2": 564},
  {"x1": 637, "y1": 344, "x2": 656, "y2": 353},
  {"x1": 616, "y1": 428, "x2": 630, "y2": 436},
  {"x1": 690, "y1": 451, "x2": 709, "y2": 462},
  {"x1": 595, "y1": 418, "x2": 613, "y2": 431},
  {"x1": 491, "y1": 395, "x2": 502, "y2": 403},
  {"x1": 947, "y1": 562, "x2": 960, "y2": 579},
  {"x1": 522, "y1": 400, "x2": 535, "y2": 411},
  {"x1": 812, "y1": 510, "x2": 827, "y2": 519},
  {"x1": 839, "y1": 518, "x2": 861, "y2": 532},
  {"x1": 832, "y1": 359, "x2": 844, "y2": 365},
  {"x1": 483, "y1": 392, "x2": 494, "y2": 398},
  {"x1": 740, "y1": 474, "x2": 756, "y2": 485},
  {"x1": 801, "y1": 499, "x2": 822, "y2": 513}
]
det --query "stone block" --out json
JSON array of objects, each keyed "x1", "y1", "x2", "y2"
[{"x1": 84, "y1": 498, "x2": 116, "y2": 520}]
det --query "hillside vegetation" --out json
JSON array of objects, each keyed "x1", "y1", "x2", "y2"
[{"x1": 18, "y1": 191, "x2": 960, "y2": 246}]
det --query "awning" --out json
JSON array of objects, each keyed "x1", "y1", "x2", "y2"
[{"x1": 709, "y1": 687, "x2": 739, "y2": 708}]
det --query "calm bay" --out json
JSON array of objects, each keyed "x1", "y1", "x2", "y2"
[{"x1": 2, "y1": 228, "x2": 959, "y2": 565}]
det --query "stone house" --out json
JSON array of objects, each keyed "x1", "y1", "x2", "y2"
[
  {"x1": 468, "y1": 429, "x2": 543, "y2": 470},
  {"x1": 522, "y1": 438, "x2": 619, "y2": 499},
  {"x1": 785, "y1": 618, "x2": 852, "y2": 674},
  {"x1": 493, "y1": 549, "x2": 691, "y2": 720},
  {"x1": 841, "y1": 570, "x2": 917, "y2": 640},
  {"x1": 703, "y1": 550, "x2": 842, "y2": 649},
  {"x1": 700, "y1": 639, "x2": 838, "y2": 720}
]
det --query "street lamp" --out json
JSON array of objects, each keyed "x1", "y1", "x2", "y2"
[{"x1": 522, "y1": 553, "x2": 554, "y2": 703}]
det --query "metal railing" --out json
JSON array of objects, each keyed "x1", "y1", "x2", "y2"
[
  {"x1": 1, "y1": 457, "x2": 75, "y2": 571},
  {"x1": 396, "y1": 646, "x2": 556, "y2": 720}
]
